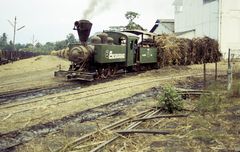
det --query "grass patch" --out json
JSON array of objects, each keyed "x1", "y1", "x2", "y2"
[
  {"x1": 196, "y1": 92, "x2": 224, "y2": 117},
  {"x1": 190, "y1": 129, "x2": 218, "y2": 145},
  {"x1": 228, "y1": 80, "x2": 240, "y2": 98}
]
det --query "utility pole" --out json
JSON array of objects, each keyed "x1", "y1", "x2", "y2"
[
  {"x1": 8, "y1": 16, "x2": 25, "y2": 51},
  {"x1": 32, "y1": 34, "x2": 37, "y2": 46}
]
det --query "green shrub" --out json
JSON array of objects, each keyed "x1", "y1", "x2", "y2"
[
  {"x1": 157, "y1": 86, "x2": 183, "y2": 113},
  {"x1": 196, "y1": 92, "x2": 223, "y2": 117},
  {"x1": 228, "y1": 81, "x2": 240, "y2": 98}
]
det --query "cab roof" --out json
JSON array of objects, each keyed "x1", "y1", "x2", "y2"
[
  {"x1": 105, "y1": 31, "x2": 139, "y2": 39},
  {"x1": 123, "y1": 29, "x2": 156, "y2": 36}
]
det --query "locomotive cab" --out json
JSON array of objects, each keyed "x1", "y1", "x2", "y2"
[{"x1": 123, "y1": 30, "x2": 158, "y2": 69}]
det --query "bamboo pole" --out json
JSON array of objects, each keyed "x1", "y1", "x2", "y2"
[
  {"x1": 116, "y1": 129, "x2": 171, "y2": 135},
  {"x1": 132, "y1": 114, "x2": 189, "y2": 122}
]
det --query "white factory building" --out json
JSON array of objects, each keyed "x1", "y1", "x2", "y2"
[{"x1": 173, "y1": 0, "x2": 240, "y2": 58}]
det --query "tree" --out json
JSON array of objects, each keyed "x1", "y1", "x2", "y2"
[
  {"x1": 125, "y1": 11, "x2": 144, "y2": 30},
  {"x1": 35, "y1": 42, "x2": 42, "y2": 48},
  {"x1": 125, "y1": 11, "x2": 139, "y2": 23},
  {"x1": 26, "y1": 43, "x2": 34, "y2": 48},
  {"x1": 43, "y1": 42, "x2": 55, "y2": 51},
  {"x1": 66, "y1": 33, "x2": 77, "y2": 44},
  {"x1": 55, "y1": 40, "x2": 67, "y2": 50},
  {"x1": 0, "y1": 33, "x2": 8, "y2": 50},
  {"x1": 4, "y1": 40, "x2": 14, "y2": 51},
  {"x1": 15, "y1": 43, "x2": 25, "y2": 51}
]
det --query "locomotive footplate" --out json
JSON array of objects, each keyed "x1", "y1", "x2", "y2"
[{"x1": 54, "y1": 70, "x2": 95, "y2": 81}]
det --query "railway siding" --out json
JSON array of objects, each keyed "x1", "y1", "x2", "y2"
[
  {"x1": 0, "y1": 72, "x2": 195, "y2": 134},
  {"x1": 0, "y1": 60, "x2": 230, "y2": 135}
]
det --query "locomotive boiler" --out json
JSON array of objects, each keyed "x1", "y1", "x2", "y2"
[{"x1": 54, "y1": 19, "x2": 159, "y2": 81}]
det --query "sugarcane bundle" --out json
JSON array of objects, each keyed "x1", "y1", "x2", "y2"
[
  {"x1": 177, "y1": 38, "x2": 192, "y2": 65},
  {"x1": 60, "y1": 49, "x2": 65, "y2": 58},
  {"x1": 192, "y1": 36, "x2": 221, "y2": 63},
  {"x1": 56, "y1": 50, "x2": 60, "y2": 57},
  {"x1": 50, "y1": 50, "x2": 57, "y2": 56},
  {"x1": 63, "y1": 47, "x2": 70, "y2": 59},
  {"x1": 53, "y1": 48, "x2": 70, "y2": 59},
  {"x1": 155, "y1": 35, "x2": 221, "y2": 66},
  {"x1": 192, "y1": 38, "x2": 204, "y2": 64},
  {"x1": 155, "y1": 35, "x2": 181, "y2": 66}
]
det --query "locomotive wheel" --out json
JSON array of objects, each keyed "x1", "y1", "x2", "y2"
[
  {"x1": 140, "y1": 65, "x2": 146, "y2": 71},
  {"x1": 101, "y1": 68, "x2": 110, "y2": 79},
  {"x1": 147, "y1": 65, "x2": 152, "y2": 70},
  {"x1": 95, "y1": 66, "x2": 117, "y2": 80},
  {"x1": 94, "y1": 70, "x2": 101, "y2": 80},
  {"x1": 110, "y1": 66, "x2": 117, "y2": 76}
]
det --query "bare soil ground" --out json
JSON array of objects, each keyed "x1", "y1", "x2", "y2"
[
  {"x1": 0, "y1": 55, "x2": 70, "y2": 93},
  {"x1": 0, "y1": 55, "x2": 239, "y2": 151}
]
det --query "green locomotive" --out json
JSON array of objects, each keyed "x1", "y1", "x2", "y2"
[{"x1": 54, "y1": 20, "x2": 159, "y2": 81}]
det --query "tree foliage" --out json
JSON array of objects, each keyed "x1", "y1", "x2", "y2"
[
  {"x1": 125, "y1": 11, "x2": 139, "y2": 23},
  {"x1": 0, "y1": 33, "x2": 7, "y2": 48},
  {"x1": 0, "y1": 33, "x2": 77, "y2": 54},
  {"x1": 0, "y1": 33, "x2": 12, "y2": 51},
  {"x1": 125, "y1": 11, "x2": 144, "y2": 30},
  {"x1": 66, "y1": 33, "x2": 77, "y2": 44}
]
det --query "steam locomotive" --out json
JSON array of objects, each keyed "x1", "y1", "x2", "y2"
[{"x1": 54, "y1": 20, "x2": 159, "y2": 81}]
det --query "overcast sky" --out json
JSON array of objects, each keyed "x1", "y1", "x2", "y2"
[{"x1": 0, "y1": 0, "x2": 175, "y2": 44}]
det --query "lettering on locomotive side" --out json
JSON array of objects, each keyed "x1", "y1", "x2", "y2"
[
  {"x1": 141, "y1": 49, "x2": 153, "y2": 57},
  {"x1": 105, "y1": 50, "x2": 125, "y2": 59}
]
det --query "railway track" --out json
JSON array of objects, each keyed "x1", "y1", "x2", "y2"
[
  {"x1": 0, "y1": 70, "x2": 224, "y2": 127},
  {"x1": 0, "y1": 70, "x2": 131, "y2": 105},
  {"x1": 0, "y1": 68, "x2": 226, "y2": 107},
  {"x1": 0, "y1": 71, "x2": 128, "y2": 104},
  {"x1": 0, "y1": 72, "x2": 203, "y2": 111},
  {"x1": 0, "y1": 87, "x2": 161, "y2": 151},
  {"x1": 0, "y1": 71, "x2": 217, "y2": 125},
  {"x1": 0, "y1": 83, "x2": 82, "y2": 105}
]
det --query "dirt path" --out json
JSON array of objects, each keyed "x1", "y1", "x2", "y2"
[{"x1": 0, "y1": 55, "x2": 70, "y2": 93}]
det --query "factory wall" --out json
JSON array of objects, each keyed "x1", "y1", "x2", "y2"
[{"x1": 220, "y1": 0, "x2": 240, "y2": 57}]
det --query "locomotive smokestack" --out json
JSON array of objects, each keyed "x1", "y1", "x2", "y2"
[{"x1": 74, "y1": 20, "x2": 92, "y2": 45}]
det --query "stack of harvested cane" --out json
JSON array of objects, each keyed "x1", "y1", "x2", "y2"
[
  {"x1": 192, "y1": 36, "x2": 221, "y2": 64},
  {"x1": 50, "y1": 47, "x2": 69, "y2": 59},
  {"x1": 155, "y1": 35, "x2": 221, "y2": 67}
]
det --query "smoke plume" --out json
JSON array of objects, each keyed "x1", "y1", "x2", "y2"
[{"x1": 82, "y1": 0, "x2": 113, "y2": 19}]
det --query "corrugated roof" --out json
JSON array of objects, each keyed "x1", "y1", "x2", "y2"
[
  {"x1": 150, "y1": 19, "x2": 175, "y2": 33},
  {"x1": 175, "y1": 29, "x2": 196, "y2": 36},
  {"x1": 173, "y1": 0, "x2": 183, "y2": 6},
  {"x1": 159, "y1": 19, "x2": 174, "y2": 23}
]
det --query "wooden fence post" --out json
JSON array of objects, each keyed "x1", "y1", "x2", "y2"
[
  {"x1": 215, "y1": 62, "x2": 218, "y2": 81},
  {"x1": 203, "y1": 63, "x2": 206, "y2": 88},
  {"x1": 227, "y1": 49, "x2": 232, "y2": 91}
]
